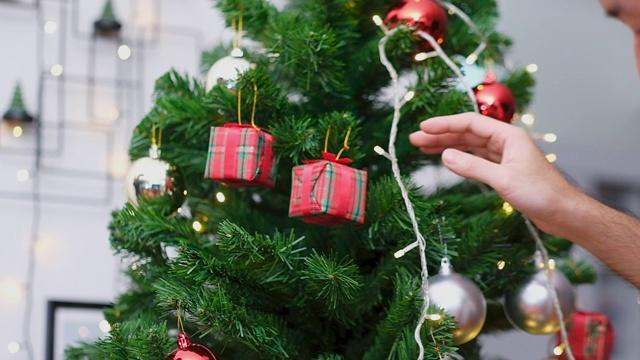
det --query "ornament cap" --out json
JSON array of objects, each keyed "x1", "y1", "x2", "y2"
[
  {"x1": 177, "y1": 332, "x2": 192, "y2": 350},
  {"x1": 439, "y1": 256, "x2": 453, "y2": 275},
  {"x1": 149, "y1": 144, "x2": 161, "y2": 159},
  {"x1": 230, "y1": 47, "x2": 244, "y2": 58}
]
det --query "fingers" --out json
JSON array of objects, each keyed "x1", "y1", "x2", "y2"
[
  {"x1": 441, "y1": 149, "x2": 507, "y2": 190},
  {"x1": 419, "y1": 112, "x2": 512, "y2": 139}
]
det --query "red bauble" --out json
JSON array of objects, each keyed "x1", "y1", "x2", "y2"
[
  {"x1": 384, "y1": 0, "x2": 448, "y2": 47},
  {"x1": 166, "y1": 332, "x2": 219, "y2": 360},
  {"x1": 474, "y1": 73, "x2": 516, "y2": 123},
  {"x1": 555, "y1": 310, "x2": 614, "y2": 360}
]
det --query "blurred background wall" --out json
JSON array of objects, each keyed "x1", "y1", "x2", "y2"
[{"x1": 0, "y1": 0, "x2": 638, "y2": 359}]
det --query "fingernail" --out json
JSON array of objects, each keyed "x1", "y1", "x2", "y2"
[{"x1": 442, "y1": 149, "x2": 458, "y2": 165}]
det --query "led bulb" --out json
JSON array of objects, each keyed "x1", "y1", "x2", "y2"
[
  {"x1": 50, "y1": 64, "x2": 64, "y2": 77},
  {"x1": 12, "y1": 126, "x2": 23, "y2": 138},
  {"x1": 44, "y1": 21, "x2": 57, "y2": 34},
  {"x1": 526, "y1": 63, "x2": 539, "y2": 73},
  {"x1": 118, "y1": 45, "x2": 132, "y2": 60}
]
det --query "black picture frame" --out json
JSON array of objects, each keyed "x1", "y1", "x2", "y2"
[{"x1": 45, "y1": 300, "x2": 111, "y2": 360}]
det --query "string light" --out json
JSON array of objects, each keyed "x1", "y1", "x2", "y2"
[
  {"x1": 215, "y1": 192, "x2": 226, "y2": 202},
  {"x1": 372, "y1": 15, "x2": 383, "y2": 26},
  {"x1": 521, "y1": 113, "x2": 535, "y2": 126},
  {"x1": 553, "y1": 344, "x2": 565, "y2": 356},
  {"x1": 0, "y1": 279, "x2": 24, "y2": 305},
  {"x1": 546, "y1": 153, "x2": 557, "y2": 163},
  {"x1": 99, "y1": 320, "x2": 111, "y2": 333},
  {"x1": 403, "y1": 91, "x2": 415, "y2": 102},
  {"x1": 427, "y1": 314, "x2": 442, "y2": 321},
  {"x1": 117, "y1": 45, "x2": 131, "y2": 60},
  {"x1": 43, "y1": 21, "x2": 57, "y2": 34},
  {"x1": 16, "y1": 169, "x2": 29, "y2": 182},
  {"x1": 526, "y1": 63, "x2": 539, "y2": 73},
  {"x1": 543, "y1": 133, "x2": 557, "y2": 143},
  {"x1": 497, "y1": 260, "x2": 506, "y2": 270},
  {"x1": 192, "y1": 221, "x2": 203, "y2": 232},
  {"x1": 502, "y1": 202, "x2": 514, "y2": 215},
  {"x1": 12, "y1": 126, "x2": 23, "y2": 138},
  {"x1": 7, "y1": 342, "x2": 20, "y2": 354},
  {"x1": 50, "y1": 64, "x2": 64, "y2": 77}
]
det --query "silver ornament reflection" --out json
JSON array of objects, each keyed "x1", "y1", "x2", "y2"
[
  {"x1": 205, "y1": 49, "x2": 251, "y2": 91},
  {"x1": 428, "y1": 257, "x2": 487, "y2": 345},
  {"x1": 124, "y1": 144, "x2": 186, "y2": 216},
  {"x1": 504, "y1": 263, "x2": 575, "y2": 335}
]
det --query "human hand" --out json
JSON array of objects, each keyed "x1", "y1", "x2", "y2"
[{"x1": 409, "y1": 112, "x2": 581, "y2": 236}]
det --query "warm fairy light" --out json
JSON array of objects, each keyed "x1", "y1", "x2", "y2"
[
  {"x1": 543, "y1": 133, "x2": 557, "y2": 143},
  {"x1": 12, "y1": 126, "x2": 23, "y2": 138},
  {"x1": 78, "y1": 326, "x2": 90, "y2": 338},
  {"x1": 372, "y1": 15, "x2": 383, "y2": 26},
  {"x1": 497, "y1": 260, "x2": 506, "y2": 270},
  {"x1": 99, "y1": 320, "x2": 111, "y2": 333},
  {"x1": 108, "y1": 150, "x2": 130, "y2": 179},
  {"x1": 502, "y1": 202, "x2": 514, "y2": 215},
  {"x1": 465, "y1": 53, "x2": 478, "y2": 65},
  {"x1": 427, "y1": 314, "x2": 442, "y2": 321},
  {"x1": 216, "y1": 192, "x2": 226, "y2": 203},
  {"x1": 16, "y1": 169, "x2": 29, "y2": 182},
  {"x1": 526, "y1": 63, "x2": 539, "y2": 73},
  {"x1": 192, "y1": 221, "x2": 203, "y2": 232},
  {"x1": 118, "y1": 45, "x2": 132, "y2": 60},
  {"x1": 7, "y1": 342, "x2": 19, "y2": 354},
  {"x1": 546, "y1": 153, "x2": 557, "y2": 163},
  {"x1": 415, "y1": 52, "x2": 429, "y2": 61},
  {"x1": 553, "y1": 344, "x2": 565, "y2": 356},
  {"x1": 374, "y1": 146, "x2": 384, "y2": 156},
  {"x1": 404, "y1": 91, "x2": 415, "y2": 102},
  {"x1": 44, "y1": 21, "x2": 57, "y2": 34},
  {"x1": 447, "y1": 9, "x2": 455, "y2": 15},
  {"x1": 476, "y1": 84, "x2": 484, "y2": 91},
  {"x1": 521, "y1": 113, "x2": 535, "y2": 126},
  {"x1": 0, "y1": 279, "x2": 23, "y2": 305},
  {"x1": 548, "y1": 258, "x2": 556, "y2": 270},
  {"x1": 50, "y1": 64, "x2": 64, "y2": 77}
]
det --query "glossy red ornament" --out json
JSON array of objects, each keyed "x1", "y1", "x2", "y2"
[
  {"x1": 384, "y1": 0, "x2": 448, "y2": 48},
  {"x1": 555, "y1": 310, "x2": 614, "y2": 360},
  {"x1": 166, "y1": 332, "x2": 219, "y2": 360},
  {"x1": 474, "y1": 72, "x2": 516, "y2": 123}
]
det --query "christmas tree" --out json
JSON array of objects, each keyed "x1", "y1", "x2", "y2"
[
  {"x1": 69, "y1": 1, "x2": 595, "y2": 359},
  {"x1": 3, "y1": 81, "x2": 33, "y2": 123}
]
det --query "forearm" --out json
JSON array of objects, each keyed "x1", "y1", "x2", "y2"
[{"x1": 554, "y1": 190, "x2": 640, "y2": 288}]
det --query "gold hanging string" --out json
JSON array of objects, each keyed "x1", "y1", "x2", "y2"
[
  {"x1": 324, "y1": 126, "x2": 331, "y2": 153},
  {"x1": 237, "y1": 86, "x2": 243, "y2": 125},
  {"x1": 237, "y1": 14, "x2": 243, "y2": 50},
  {"x1": 177, "y1": 301, "x2": 185, "y2": 334},
  {"x1": 151, "y1": 123, "x2": 163, "y2": 147},
  {"x1": 250, "y1": 82, "x2": 259, "y2": 129},
  {"x1": 157, "y1": 127, "x2": 163, "y2": 148},
  {"x1": 232, "y1": 18, "x2": 238, "y2": 49},
  {"x1": 334, "y1": 127, "x2": 352, "y2": 160}
]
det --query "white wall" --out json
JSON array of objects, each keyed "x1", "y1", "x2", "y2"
[{"x1": 1, "y1": 0, "x2": 638, "y2": 359}]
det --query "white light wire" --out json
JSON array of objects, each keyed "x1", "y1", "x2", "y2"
[
  {"x1": 524, "y1": 218, "x2": 575, "y2": 360},
  {"x1": 377, "y1": 26, "x2": 432, "y2": 359}
]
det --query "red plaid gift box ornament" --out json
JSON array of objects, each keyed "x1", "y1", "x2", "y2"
[
  {"x1": 555, "y1": 310, "x2": 615, "y2": 360},
  {"x1": 204, "y1": 123, "x2": 277, "y2": 187},
  {"x1": 204, "y1": 83, "x2": 277, "y2": 188},
  {"x1": 289, "y1": 128, "x2": 367, "y2": 225}
]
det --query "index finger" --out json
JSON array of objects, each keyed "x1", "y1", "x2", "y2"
[{"x1": 420, "y1": 112, "x2": 514, "y2": 140}]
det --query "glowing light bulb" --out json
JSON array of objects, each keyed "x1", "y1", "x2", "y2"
[
  {"x1": 543, "y1": 133, "x2": 557, "y2": 143},
  {"x1": 192, "y1": 221, "x2": 203, "y2": 232},
  {"x1": 502, "y1": 202, "x2": 514, "y2": 215},
  {"x1": 497, "y1": 260, "x2": 506, "y2": 270},
  {"x1": 427, "y1": 314, "x2": 442, "y2": 321},
  {"x1": 553, "y1": 345, "x2": 565, "y2": 356},
  {"x1": 216, "y1": 192, "x2": 226, "y2": 203},
  {"x1": 466, "y1": 53, "x2": 478, "y2": 65},
  {"x1": 117, "y1": 45, "x2": 132, "y2": 60},
  {"x1": 0, "y1": 279, "x2": 24, "y2": 305},
  {"x1": 546, "y1": 153, "x2": 557, "y2": 163},
  {"x1": 7, "y1": 342, "x2": 19, "y2": 354},
  {"x1": 16, "y1": 170, "x2": 29, "y2": 182},
  {"x1": 403, "y1": 91, "x2": 415, "y2": 102},
  {"x1": 548, "y1": 258, "x2": 556, "y2": 270},
  {"x1": 44, "y1": 21, "x2": 57, "y2": 34},
  {"x1": 521, "y1": 113, "x2": 535, "y2": 126},
  {"x1": 50, "y1": 64, "x2": 64, "y2": 77},
  {"x1": 99, "y1": 320, "x2": 111, "y2": 333},
  {"x1": 526, "y1": 63, "x2": 539, "y2": 73},
  {"x1": 415, "y1": 52, "x2": 429, "y2": 61},
  {"x1": 372, "y1": 15, "x2": 383, "y2": 26},
  {"x1": 12, "y1": 126, "x2": 23, "y2": 138}
]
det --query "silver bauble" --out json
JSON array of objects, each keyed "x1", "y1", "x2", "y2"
[
  {"x1": 205, "y1": 50, "x2": 251, "y2": 91},
  {"x1": 428, "y1": 257, "x2": 487, "y2": 345},
  {"x1": 124, "y1": 144, "x2": 186, "y2": 216},
  {"x1": 504, "y1": 265, "x2": 576, "y2": 335}
]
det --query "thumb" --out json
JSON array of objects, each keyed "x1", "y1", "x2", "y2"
[{"x1": 441, "y1": 149, "x2": 504, "y2": 188}]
